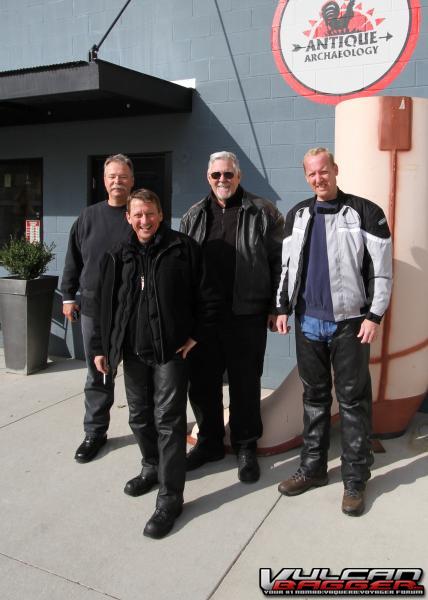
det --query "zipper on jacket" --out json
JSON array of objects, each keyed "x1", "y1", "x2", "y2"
[
  {"x1": 289, "y1": 206, "x2": 313, "y2": 310},
  {"x1": 232, "y1": 206, "x2": 244, "y2": 309},
  {"x1": 135, "y1": 271, "x2": 144, "y2": 358},
  {"x1": 135, "y1": 252, "x2": 151, "y2": 359},
  {"x1": 151, "y1": 238, "x2": 182, "y2": 363}
]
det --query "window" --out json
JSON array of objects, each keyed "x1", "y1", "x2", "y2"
[{"x1": 0, "y1": 159, "x2": 43, "y2": 246}]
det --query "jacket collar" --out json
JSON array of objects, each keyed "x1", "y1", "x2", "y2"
[
  {"x1": 308, "y1": 188, "x2": 345, "y2": 214},
  {"x1": 202, "y1": 185, "x2": 255, "y2": 211},
  {"x1": 122, "y1": 222, "x2": 172, "y2": 261},
  {"x1": 209, "y1": 185, "x2": 243, "y2": 209}
]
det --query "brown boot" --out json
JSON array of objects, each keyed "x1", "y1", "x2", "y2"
[
  {"x1": 278, "y1": 468, "x2": 328, "y2": 496},
  {"x1": 342, "y1": 488, "x2": 365, "y2": 516}
]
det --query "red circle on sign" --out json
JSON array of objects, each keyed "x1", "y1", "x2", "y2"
[{"x1": 272, "y1": 0, "x2": 421, "y2": 105}]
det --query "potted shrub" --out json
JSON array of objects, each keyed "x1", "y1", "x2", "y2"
[{"x1": 0, "y1": 237, "x2": 57, "y2": 374}]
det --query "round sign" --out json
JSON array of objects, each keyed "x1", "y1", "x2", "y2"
[{"x1": 272, "y1": 0, "x2": 421, "y2": 104}]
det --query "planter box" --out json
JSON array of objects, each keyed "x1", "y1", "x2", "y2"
[{"x1": 0, "y1": 275, "x2": 59, "y2": 374}]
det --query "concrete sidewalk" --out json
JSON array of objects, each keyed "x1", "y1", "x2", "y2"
[{"x1": 0, "y1": 351, "x2": 427, "y2": 600}]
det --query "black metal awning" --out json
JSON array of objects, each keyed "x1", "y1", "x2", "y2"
[{"x1": 0, "y1": 60, "x2": 193, "y2": 126}]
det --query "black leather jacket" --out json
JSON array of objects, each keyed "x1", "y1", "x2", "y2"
[
  {"x1": 180, "y1": 188, "x2": 285, "y2": 315},
  {"x1": 91, "y1": 225, "x2": 219, "y2": 371}
]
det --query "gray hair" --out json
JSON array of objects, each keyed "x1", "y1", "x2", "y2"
[
  {"x1": 104, "y1": 153, "x2": 134, "y2": 175},
  {"x1": 208, "y1": 151, "x2": 240, "y2": 174},
  {"x1": 303, "y1": 147, "x2": 335, "y2": 172}
]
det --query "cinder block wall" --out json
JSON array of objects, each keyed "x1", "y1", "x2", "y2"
[{"x1": 0, "y1": 0, "x2": 427, "y2": 386}]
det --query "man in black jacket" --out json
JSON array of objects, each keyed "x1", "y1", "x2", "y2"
[
  {"x1": 61, "y1": 154, "x2": 134, "y2": 463},
  {"x1": 180, "y1": 151, "x2": 285, "y2": 482},
  {"x1": 92, "y1": 188, "x2": 217, "y2": 539}
]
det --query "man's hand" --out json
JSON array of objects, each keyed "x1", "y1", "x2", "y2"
[
  {"x1": 94, "y1": 355, "x2": 109, "y2": 374},
  {"x1": 63, "y1": 302, "x2": 80, "y2": 322},
  {"x1": 357, "y1": 319, "x2": 379, "y2": 344},
  {"x1": 176, "y1": 337, "x2": 197, "y2": 359},
  {"x1": 276, "y1": 314, "x2": 291, "y2": 335},
  {"x1": 267, "y1": 314, "x2": 278, "y2": 332}
]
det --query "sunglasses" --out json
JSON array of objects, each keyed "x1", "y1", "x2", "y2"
[{"x1": 210, "y1": 171, "x2": 235, "y2": 180}]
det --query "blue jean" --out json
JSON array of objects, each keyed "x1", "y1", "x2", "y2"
[{"x1": 299, "y1": 314, "x2": 337, "y2": 342}]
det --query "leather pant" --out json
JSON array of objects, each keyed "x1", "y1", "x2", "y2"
[
  {"x1": 188, "y1": 314, "x2": 266, "y2": 452},
  {"x1": 123, "y1": 352, "x2": 188, "y2": 510},
  {"x1": 295, "y1": 317, "x2": 373, "y2": 489}
]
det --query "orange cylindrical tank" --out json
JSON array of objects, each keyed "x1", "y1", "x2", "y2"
[{"x1": 335, "y1": 96, "x2": 428, "y2": 436}]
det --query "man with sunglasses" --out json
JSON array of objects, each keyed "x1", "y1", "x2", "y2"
[{"x1": 180, "y1": 151, "x2": 285, "y2": 482}]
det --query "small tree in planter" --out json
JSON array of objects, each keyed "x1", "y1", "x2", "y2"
[
  {"x1": 0, "y1": 237, "x2": 58, "y2": 374},
  {"x1": 0, "y1": 237, "x2": 55, "y2": 280}
]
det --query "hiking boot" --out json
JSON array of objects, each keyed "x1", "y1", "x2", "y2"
[
  {"x1": 278, "y1": 468, "x2": 328, "y2": 496},
  {"x1": 342, "y1": 488, "x2": 365, "y2": 516}
]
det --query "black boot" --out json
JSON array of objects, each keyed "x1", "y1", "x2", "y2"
[
  {"x1": 237, "y1": 448, "x2": 260, "y2": 483},
  {"x1": 143, "y1": 505, "x2": 183, "y2": 539},
  {"x1": 74, "y1": 434, "x2": 107, "y2": 463},
  {"x1": 124, "y1": 471, "x2": 158, "y2": 497},
  {"x1": 186, "y1": 443, "x2": 225, "y2": 471}
]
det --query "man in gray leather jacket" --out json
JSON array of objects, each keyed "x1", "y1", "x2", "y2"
[
  {"x1": 276, "y1": 147, "x2": 393, "y2": 516},
  {"x1": 180, "y1": 151, "x2": 285, "y2": 483}
]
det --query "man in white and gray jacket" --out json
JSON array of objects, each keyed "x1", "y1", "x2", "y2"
[{"x1": 276, "y1": 147, "x2": 392, "y2": 516}]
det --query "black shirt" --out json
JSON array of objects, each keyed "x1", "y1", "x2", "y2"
[
  {"x1": 204, "y1": 186, "x2": 243, "y2": 314},
  {"x1": 124, "y1": 232, "x2": 161, "y2": 365}
]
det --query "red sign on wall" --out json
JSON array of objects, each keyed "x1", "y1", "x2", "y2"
[
  {"x1": 25, "y1": 220, "x2": 41, "y2": 243},
  {"x1": 272, "y1": 0, "x2": 421, "y2": 105}
]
